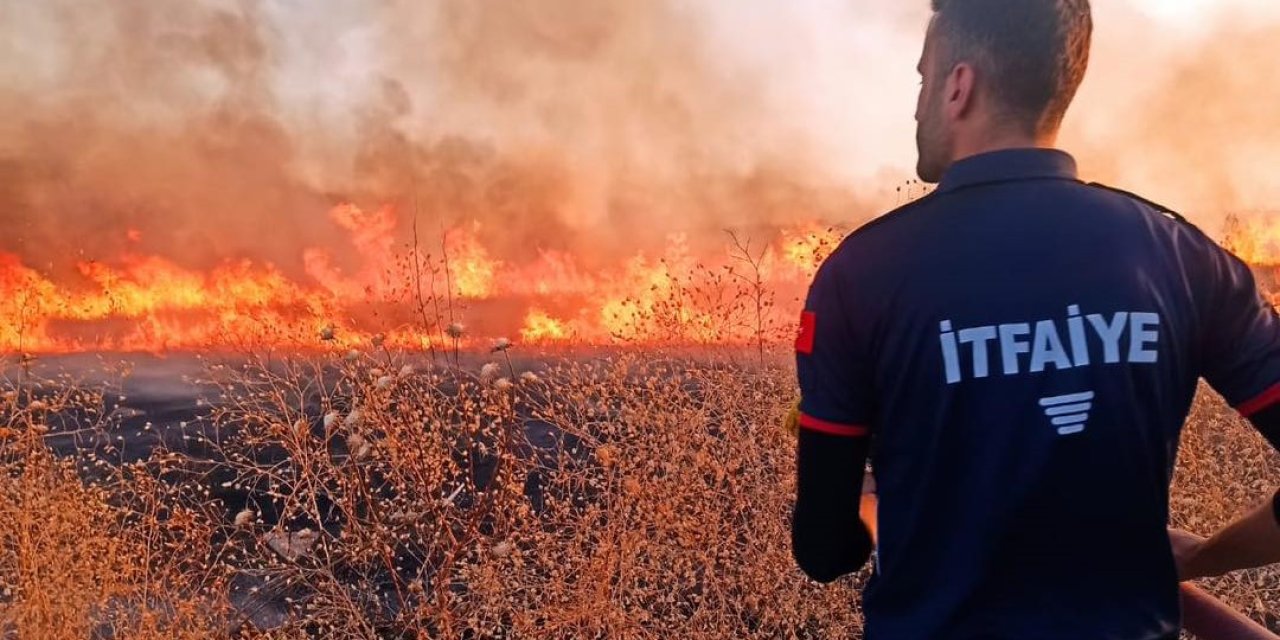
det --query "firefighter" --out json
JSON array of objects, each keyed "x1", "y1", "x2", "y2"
[{"x1": 791, "y1": 1, "x2": 1280, "y2": 638}]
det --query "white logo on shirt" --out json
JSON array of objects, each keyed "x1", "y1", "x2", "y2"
[
  {"x1": 1039, "y1": 391, "x2": 1095, "y2": 436},
  {"x1": 938, "y1": 305, "x2": 1160, "y2": 385}
]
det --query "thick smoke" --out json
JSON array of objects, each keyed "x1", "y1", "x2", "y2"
[
  {"x1": 1065, "y1": 11, "x2": 1280, "y2": 220},
  {"x1": 1, "y1": 0, "x2": 1277, "y2": 281},
  {"x1": 0, "y1": 0, "x2": 334, "y2": 275},
  {"x1": 0, "y1": 0, "x2": 867, "y2": 280}
]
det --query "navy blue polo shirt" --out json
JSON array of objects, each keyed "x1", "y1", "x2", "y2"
[{"x1": 796, "y1": 148, "x2": 1280, "y2": 639}]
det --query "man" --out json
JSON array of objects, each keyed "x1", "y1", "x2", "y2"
[{"x1": 791, "y1": 0, "x2": 1280, "y2": 637}]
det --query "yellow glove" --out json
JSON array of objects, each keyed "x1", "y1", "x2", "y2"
[{"x1": 783, "y1": 399, "x2": 802, "y2": 438}]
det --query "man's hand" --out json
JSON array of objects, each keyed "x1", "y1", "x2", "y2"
[
  {"x1": 1168, "y1": 495, "x2": 1280, "y2": 582},
  {"x1": 1168, "y1": 528, "x2": 1209, "y2": 581}
]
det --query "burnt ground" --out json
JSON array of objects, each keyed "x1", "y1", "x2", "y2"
[
  {"x1": 1, "y1": 350, "x2": 747, "y2": 634},
  {"x1": 2, "y1": 352, "x2": 587, "y2": 632}
]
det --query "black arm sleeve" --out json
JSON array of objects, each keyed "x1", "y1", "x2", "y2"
[
  {"x1": 1247, "y1": 403, "x2": 1280, "y2": 452},
  {"x1": 791, "y1": 429, "x2": 874, "y2": 583}
]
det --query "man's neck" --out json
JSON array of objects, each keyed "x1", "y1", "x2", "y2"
[{"x1": 952, "y1": 129, "x2": 1058, "y2": 164}]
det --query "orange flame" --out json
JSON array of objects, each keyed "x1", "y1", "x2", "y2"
[
  {"x1": 445, "y1": 226, "x2": 500, "y2": 299},
  {"x1": 14, "y1": 203, "x2": 1275, "y2": 355},
  {"x1": 520, "y1": 309, "x2": 571, "y2": 344},
  {"x1": 1223, "y1": 213, "x2": 1280, "y2": 266},
  {"x1": 1, "y1": 203, "x2": 847, "y2": 354}
]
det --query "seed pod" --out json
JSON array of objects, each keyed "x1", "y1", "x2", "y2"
[
  {"x1": 344, "y1": 409, "x2": 363, "y2": 429},
  {"x1": 446, "y1": 322, "x2": 465, "y2": 339}
]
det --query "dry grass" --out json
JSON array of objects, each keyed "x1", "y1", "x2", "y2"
[
  {"x1": 0, "y1": 386, "x2": 223, "y2": 639},
  {"x1": 0, "y1": 351, "x2": 868, "y2": 638},
  {"x1": 1, "y1": 352, "x2": 1277, "y2": 638},
  {"x1": 1172, "y1": 388, "x2": 1280, "y2": 630},
  {"x1": 2, "y1": 225, "x2": 1279, "y2": 637}
]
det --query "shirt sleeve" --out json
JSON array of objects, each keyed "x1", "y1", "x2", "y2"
[
  {"x1": 1199, "y1": 240, "x2": 1280, "y2": 417},
  {"x1": 795, "y1": 257, "x2": 875, "y2": 437},
  {"x1": 792, "y1": 429, "x2": 874, "y2": 582}
]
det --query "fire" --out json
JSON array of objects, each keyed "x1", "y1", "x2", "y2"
[
  {"x1": 1223, "y1": 213, "x2": 1280, "y2": 266},
  {"x1": 520, "y1": 309, "x2": 571, "y2": 343},
  {"x1": 304, "y1": 204, "x2": 399, "y2": 299},
  {"x1": 780, "y1": 225, "x2": 847, "y2": 273},
  {"x1": 1220, "y1": 212, "x2": 1280, "y2": 308},
  {"x1": 444, "y1": 226, "x2": 500, "y2": 299},
  {"x1": 10, "y1": 201, "x2": 1277, "y2": 355},
  {"x1": 1, "y1": 252, "x2": 344, "y2": 353},
  {"x1": 1, "y1": 203, "x2": 847, "y2": 354}
]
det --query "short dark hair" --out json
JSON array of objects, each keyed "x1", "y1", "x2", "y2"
[{"x1": 930, "y1": 0, "x2": 1092, "y2": 134}]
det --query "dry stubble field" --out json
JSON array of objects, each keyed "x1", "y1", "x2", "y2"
[{"x1": 0, "y1": 347, "x2": 1276, "y2": 639}]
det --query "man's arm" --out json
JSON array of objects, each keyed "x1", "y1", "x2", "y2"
[
  {"x1": 791, "y1": 255, "x2": 878, "y2": 583},
  {"x1": 1172, "y1": 402, "x2": 1280, "y2": 580},
  {"x1": 793, "y1": 428, "x2": 874, "y2": 583},
  {"x1": 1172, "y1": 492, "x2": 1280, "y2": 581},
  {"x1": 1177, "y1": 236, "x2": 1280, "y2": 579}
]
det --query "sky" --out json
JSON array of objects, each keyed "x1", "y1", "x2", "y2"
[{"x1": 1, "y1": 0, "x2": 1279, "y2": 272}]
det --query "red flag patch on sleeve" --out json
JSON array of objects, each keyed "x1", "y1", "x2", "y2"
[{"x1": 795, "y1": 311, "x2": 816, "y2": 355}]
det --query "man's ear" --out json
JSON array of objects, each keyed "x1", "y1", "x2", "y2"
[{"x1": 943, "y1": 63, "x2": 976, "y2": 121}]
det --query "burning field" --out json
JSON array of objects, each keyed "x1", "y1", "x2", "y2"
[
  {"x1": 3, "y1": 302, "x2": 1280, "y2": 638},
  {"x1": 4, "y1": 233, "x2": 1280, "y2": 638},
  {"x1": 0, "y1": 202, "x2": 844, "y2": 354},
  {"x1": 5, "y1": 0, "x2": 1280, "y2": 637}
]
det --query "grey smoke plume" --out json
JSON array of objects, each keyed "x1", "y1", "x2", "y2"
[
  {"x1": 0, "y1": 0, "x2": 867, "y2": 280},
  {"x1": 1065, "y1": 10, "x2": 1280, "y2": 219},
  {"x1": 1, "y1": 0, "x2": 1277, "y2": 281}
]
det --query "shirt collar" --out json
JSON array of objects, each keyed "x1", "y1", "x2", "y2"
[{"x1": 936, "y1": 148, "x2": 1080, "y2": 194}]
